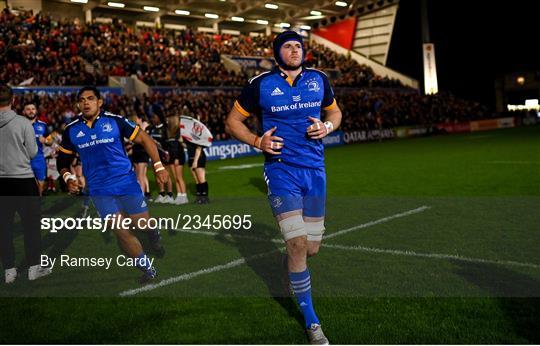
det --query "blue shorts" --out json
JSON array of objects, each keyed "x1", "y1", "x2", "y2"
[
  {"x1": 31, "y1": 160, "x2": 47, "y2": 181},
  {"x1": 90, "y1": 181, "x2": 147, "y2": 218},
  {"x1": 264, "y1": 162, "x2": 326, "y2": 217}
]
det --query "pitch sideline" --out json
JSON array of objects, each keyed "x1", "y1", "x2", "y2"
[
  {"x1": 322, "y1": 243, "x2": 540, "y2": 269},
  {"x1": 119, "y1": 205, "x2": 430, "y2": 296}
]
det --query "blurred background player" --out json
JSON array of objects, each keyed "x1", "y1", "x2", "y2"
[
  {"x1": 226, "y1": 31, "x2": 342, "y2": 344},
  {"x1": 71, "y1": 154, "x2": 91, "y2": 217},
  {"x1": 165, "y1": 114, "x2": 188, "y2": 205},
  {"x1": 56, "y1": 86, "x2": 169, "y2": 283},
  {"x1": 186, "y1": 140, "x2": 208, "y2": 204},
  {"x1": 148, "y1": 113, "x2": 175, "y2": 204},
  {"x1": 127, "y1": 114, "x2": 152, "y2": 202},
  {"x1": 180, "y1": 114, "x2": 212, "y2": 204},
  {"x1": 43, "y1": 130, "x2": 61, "y2": 193},
  {"x1": 22, "y1": 102, "x2": 53, "y2": 195}
]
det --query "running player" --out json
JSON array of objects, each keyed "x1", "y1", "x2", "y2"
[
  {"x1": 22, "y1": 102, "x2": 52, "y2": 194},
  {"x1": 56, "y1": 86, "x2": 169, "y2": 283},
  {"x1": 226, "y1": 31, "x2": 342, "y2": 344}
]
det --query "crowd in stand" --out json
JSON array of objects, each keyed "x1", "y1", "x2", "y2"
[
  {"x1": 337, "y1": 89, "x2": 491, "y2": 132},
  {"x1": 3, "y1": 7, "x2": 497, "y2": 139},
  {"x1": 1, "y1": 8, "x2": 403, "y2": 88},
  {"x1": 12, "y1": 88, "x2": 492, "y2": 140}
]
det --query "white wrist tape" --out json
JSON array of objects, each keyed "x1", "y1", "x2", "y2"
[
  {"x1": 324, "y1": 121, "x2": 334, "y2": 134},
  {"x1": 62, "y1": 172, "x2": 77, "y2": 183}
]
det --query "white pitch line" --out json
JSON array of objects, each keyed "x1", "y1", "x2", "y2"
[
  {"x1": 172, "y1": 228, "x2": 283, "y2": 244},
  {"x1": 322, "y1": 244, "x2": 540, "y2": 270},
  {"x1": 218, "y1": 163, "x2": 264, "y2": 170},
  {"x1": 118, "y1": 206, "x2": 430, "y2": 296},
  {"x1": 323, "y1": 205, "x2": 431, "y2": 239},
  {"x1": 119, "y1": 248, "x2": 283, "y2": 297}
]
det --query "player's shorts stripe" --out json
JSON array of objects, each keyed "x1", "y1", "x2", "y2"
[
  {"x1": 323, "y1": 99, "x2": 337, "y2": 110},
  {"x1": 234, "y1": 101, "x2": 250, "y2": 117},
  {"x1": 129, "y1": 125, "x2": 140, "y2": 141},
  {"x1": 58, "y1": 146, "x2": 74, "y2": 154}
]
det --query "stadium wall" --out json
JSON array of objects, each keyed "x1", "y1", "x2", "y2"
[
  {"x1": 204, "y1": 131, "x2": 345, "y2": 161},
  {"x1": 41, "y1": 1, "x2": 84, "y2": 21},
  {"x1": 9, "y1": 0, "x2": 41, "y2": 12},
  {"x1": 204, "y1": 117, "x2": 520, "y2": 161}
]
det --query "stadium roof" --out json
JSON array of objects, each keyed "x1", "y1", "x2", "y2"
[{"x1": 59, "y1": 0, "x2": 398, "y2": 33}]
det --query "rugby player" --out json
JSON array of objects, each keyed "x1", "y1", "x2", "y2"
[
  {"x1": 165, "y1": 114, "x2": 189, "y2": 205},
  {"x1": 226, "y1": 31, "x2": 342, "y2": 344},
  {"x1": 56, "y1": 86, "x2": 169, "y2": 283},
  {"x1": 186, "y1": 141, "x2": 209, "y2": 204},
  {"x1": 148, "y1": 113, "x2": 175, "y2": 204},
  {"x1": 22, "y1": 102, "x2": 53, "y2": 194}
]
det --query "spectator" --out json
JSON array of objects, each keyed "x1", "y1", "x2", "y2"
[{"x1": 0, "y1": 84, "x2": 52, "y2": 284}]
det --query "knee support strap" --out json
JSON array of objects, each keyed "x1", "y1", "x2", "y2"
[
  {"x1": 278, "y1": 214, "x2": 306, "y2": 241},
  {"x1": 305, "y1": 220, "x2": 325, "y2": 242}
]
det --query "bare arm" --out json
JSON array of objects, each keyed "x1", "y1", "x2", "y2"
[
  {"x1": 132, "y1": 130, "x2": 169, "y2": 185},
  {"x1": 225, "y1": 107, "x2": 259, "y2": 147},
  {"x1": 132, "y1": 130, "x2": 160, "y2": 164},
  {"x1": 56, "y1": 151, "x2": 79, "y2": 194},
  {"x1": 225, "y1": 107, "x2": 283, "y2": 155},
  {"x1": 324, "y1": 104, "x2": 343, "y2": 131}
]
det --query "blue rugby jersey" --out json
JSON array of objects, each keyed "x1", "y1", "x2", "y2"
[
  {"x1": 58, "y1": 110, "x2": 140, "y2": 195},
  {"x1": 235, "y1": 67, "x2": 337, "y2": 168},
  {"x1": 31, "y1": 120, "x2": 49, "y2": 164}
]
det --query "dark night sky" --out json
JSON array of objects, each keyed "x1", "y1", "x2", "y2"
[{"x1": 387, "y1": 0, "x2": 539, "y2": 109}]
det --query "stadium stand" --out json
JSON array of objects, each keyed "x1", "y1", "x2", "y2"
[
  {"x1": 3, "y1": 8, "x2": 493, "y2": 141},
  {"x1": 0, "y1": 9, "x2": 403, "y2": 88}
]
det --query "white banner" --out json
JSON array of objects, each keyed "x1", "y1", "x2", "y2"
[
  {"x1": 180, "y1": 116, "x2": 213, "y2": 147},
  {"x1": 423, "y1": 43, "x2": 439, "y2": 95}
]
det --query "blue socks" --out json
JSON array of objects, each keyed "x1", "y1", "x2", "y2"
[
  {"x1": 289, "y1": 268, "x2": 320, "y2": 328},
  {"x1": 136, "y1": 252, "x2": 152, "y2": 272}
]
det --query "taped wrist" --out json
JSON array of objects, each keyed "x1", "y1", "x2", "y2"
[
  {"x1": 62, "y1": 172, "x2": 77, "y2": 183},
  {"x1": 323, "y1": 121, "x2": 334, "y2": 134}
]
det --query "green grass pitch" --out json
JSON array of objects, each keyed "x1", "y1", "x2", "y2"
[{"x1": 1, "y1": 126, "x2": 539, "y2": 343}]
